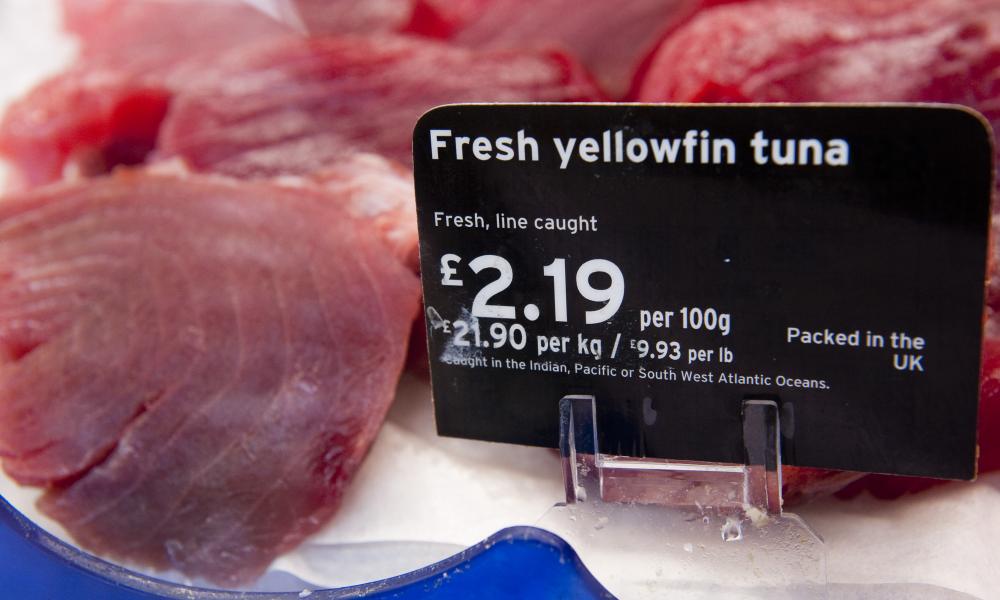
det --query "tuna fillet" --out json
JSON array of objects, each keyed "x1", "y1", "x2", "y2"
[
  {"x1": 1, "y1": 0, "x2": 292, "y2": 190},
  {"x1": 290, "y1": 151, "x2": 420, "y2": 271},
  {"x1": 156, "y1": 35, "x2": 602, "y2": 175},
  {"x1": 0, "y1": 171, "x2": 421, "y2": 584},
  {"x1": 407, "y1": 0, "x2": 725, "y2": 98},
  {"x1": 61, "y1": 0, "x2": 293, "y2": 65},
  {"x1": 0, "y1": 0, "x2": 301, "y2": 189},
  {"x1": 0, "y1": 33, "x2": 601, "y2": 190},
  {"x1": 638, "y1": 0, "x2": 1000, "y2": 498},
  {"x1": 62, "y1": 0, "x2": 415, "y2": 55},
  {"x1": 637, "y1": 0, "x2": 1000, "y2": 119}
]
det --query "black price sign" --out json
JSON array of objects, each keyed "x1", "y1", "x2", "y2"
[{"x1": 412, "y1": 104, "x2": 992, "y2": 480}]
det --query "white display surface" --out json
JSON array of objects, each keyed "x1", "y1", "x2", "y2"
[{"x1": 0, "y1": 1, "x2": 996, "y2": 598}]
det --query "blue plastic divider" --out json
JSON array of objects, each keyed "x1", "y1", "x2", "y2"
[{"x1": 0, "y1": 495, "x2": 615, "y2": 599}]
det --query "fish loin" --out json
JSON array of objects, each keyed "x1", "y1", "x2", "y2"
[
  {"x1": 407, "y1": 0, "x2": 722, "y2": 98},
  {"x1": 307, "y1": 152, "x2": 419, "y2": 271},
  {"x1": 156, "y1": 35, "x2": 603, "y2": 174},
  {"x1": 0, "y1": 34, "x2": 601, "y2": 191},
  {"x1": 2, "y1": 0, "x2": 294, "y2": 190},
  {"x1": 62, "y1": 0, "x2": 415, "y2": 57},
  {"x1": 0, "y1": 74, "x2": 176, "y2": 190},
  {"x1": 637, "y1": 0, "x2": 1000, "y2": 111},
  {"x1": 253, "y1": 151, "x2": 420, "y2": 271},
  {"x1": 0, "y1": 48, "x2": 221, "y2": 191},
  {"x1": 0, "y1": 171, "x2": 421, "y2": 584},
  {"x1": 3, "y1": 0, "x2": 413, "y2": 191}
]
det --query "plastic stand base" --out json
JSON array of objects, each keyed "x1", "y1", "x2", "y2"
[{"x1": 536, "y1": 395, "x2": 828, "y2": 599}]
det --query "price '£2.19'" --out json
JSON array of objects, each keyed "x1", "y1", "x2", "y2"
[{"x1": 439, "y1": 254, "x2": 625, "y2": 324}]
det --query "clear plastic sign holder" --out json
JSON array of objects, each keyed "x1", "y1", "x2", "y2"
[{"x1": 536, "y1": 395, "x2": 829, "y2": 599}]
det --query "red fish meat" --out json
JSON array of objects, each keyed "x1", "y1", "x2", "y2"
[
  {"x1": 5, "y1": 0, "x2": 406, "y2": 190},
  {"x1": 637, "y1": 0, "x2": 1000, "y2": 123},
  {"x1": 0, "y1": 0, "x2": 319, "y2": 191},
  {"x1": 407, "y1": 0, "x2": 726, "y2": 98},
  {"x1": 0, "y1": 171, "x2": 421, "y2": 584},
  {"x1": 62, "y1": 0, "x2": 415, "y2": 56},
  {"x1": 0, "y1": 33, "x2": 601, "y2": 190},
  {"x1": 2, "y1": 0, "x2": 294, "y2": 191},
  {"x1": 638, "y1": 0, "x2": 1000, "y2": 496},
  {"x1": 156, "y1": 35, "x2": 602, "y2": 176},
  {"x1": 61, "y1": 0, "x2": 292, "y2": 64},
  {"x1": 294, "y1": 151, "x2": 420, "y2": 271}
]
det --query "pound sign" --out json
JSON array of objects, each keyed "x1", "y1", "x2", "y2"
[{"x1": 440, "y1": 254, "x2": 463, "y2": 286}]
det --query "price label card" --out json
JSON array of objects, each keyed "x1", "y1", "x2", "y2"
[{"x1": 412, "y1": 104, "x2": 992, "y2": 479}]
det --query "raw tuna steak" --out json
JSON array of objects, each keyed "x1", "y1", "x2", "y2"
[
  {"x1": 0, "y1": 34, "x2": 601, "y2": 190},
  {"x1": 0, "y1": 76, "x2": 175, "y2": 190},
  {"x1": 62, "y1": 0, "x2": 414, "y2": 55},
  {"x1": 638, "y1": 0, "x2": 1000, "y2": 123},
  {"x1": 0, "y1": 0, "x2": 316, "y2": 190},
  {"x1": 638, "y1": 0, "x2": 1000, "y2": 496},
  {"x1": 61, "y1": 0, "x2": 292, "y2": 65},
  {"x1": 1, "y1": 0, "x2": 294, "y2": 190},
  {"x1": 292, "y1": 152, "x2": 420, "y2": 271},
  {"x1": 0, "y1": 51, "x2": 220, "y2": 191},
  {"x1": 407, "y1": 0, "x2": 724, "y2": 98},
  {"x1": 0, "y1": 171, "x2": 421, "y2": 584},
  {"x1": 157, "y1": 35, "x2": 602, "y2": 175},
  {"x1": 289, "y1": 0, "x2": 418, "y2": 34}
]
